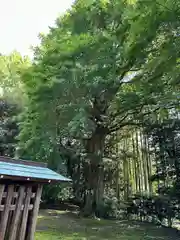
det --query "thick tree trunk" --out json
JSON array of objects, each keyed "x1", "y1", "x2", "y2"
[
  {"x1": 82, "y1": 129, "x2": 106, "y2": 217},
  {"x1": 83, "y1": 164, "x2": 105, "y2": 217},
  {"x1": 83, "y1": 189, "x2": 94, "y2": 216},
  {"x1": 95, "y1": 165, "x2": 104, "y2": 208}
]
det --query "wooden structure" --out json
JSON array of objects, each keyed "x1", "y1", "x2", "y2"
[{"x1": 0, "y1": 156, "x2": 71, "y2": 240}]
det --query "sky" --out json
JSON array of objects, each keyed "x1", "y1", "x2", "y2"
[{"x1": 0, "y1": 0, "x2": 74, "y2": 57}]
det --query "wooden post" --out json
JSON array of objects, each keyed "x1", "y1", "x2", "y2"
[
  {"x1": 0, "y1": 185, "x2": 5, "y2": 229},
  {"x1": 9, "y1": 186, "x2": 25, "y2": 240},
  {"x1": 0, "y1": 185, "x2": 5, "y2": 204},
  {"x1": 0, "y1": 185, "x2": 14, "y2": 239},
  {"x1": 19, "y1": 186, "x2": 32, "y2": 240},
  {"x1": 27, "y1": 185, "x2": 43, "y2": 240}
]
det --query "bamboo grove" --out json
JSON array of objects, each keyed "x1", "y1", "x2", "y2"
[{"x1": 102, "y1": 108, "x2": 180, "y2": 226}]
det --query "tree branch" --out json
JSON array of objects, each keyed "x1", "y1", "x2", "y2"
[
  {"x1": 108, "y1": 121, "x2": 140, "y2": 134},
  {"x1": 110, "y1": 104, "x2": 144, "y2": 120},
  {"x1": 108, "y1": 106, "x2": 161, "y2": 134}
]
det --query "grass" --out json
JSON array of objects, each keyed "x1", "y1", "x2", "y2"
[{"x1": 36, "y1": 210, "x2": 180, "y2": 240}]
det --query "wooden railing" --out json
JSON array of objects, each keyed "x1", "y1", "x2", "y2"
[{"x1": 0, "y1": 184, "x2": 42, "y2": 240}]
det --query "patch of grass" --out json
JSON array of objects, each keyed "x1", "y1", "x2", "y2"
[
  {"x1": 36, "y1": 210, "x2": 180, "y2": 240},
  {"x1": 36, "y1": 231, "x2": 85, "y2": 240}
]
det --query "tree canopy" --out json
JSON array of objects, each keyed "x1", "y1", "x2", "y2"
[{"x1": 17, "y1": 0, "x2": 180, "y2": 216}]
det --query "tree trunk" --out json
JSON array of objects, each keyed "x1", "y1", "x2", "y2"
[
  {"x1": 123, "y1": 138, "x2": 129, "y2": 201},
  {"x1": 82, "y1": 129, "x2": 106, "y2": 217},
  {"x1": 135, "y1": 130, "x2": 141, "y2": 194},
  {"x1": 116, "y1": 131, "x2": 121, "y2": 201},
  {"x1": 145, "y1": 135, "x2": 152, "y2": 193},
  {"x1": 141, "y1": 130, "x2": 148, "y2": 192},
  {"x1": 132, "y1": 132, "x2": 138, "y2": 193}
]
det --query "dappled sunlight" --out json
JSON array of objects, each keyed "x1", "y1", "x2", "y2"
[
  {"x1": 36, "y1": 210, "x2": 180, "y2": 240},
  {"x1": 2, "y1": 0, "x2": 180, "y2": 240}
]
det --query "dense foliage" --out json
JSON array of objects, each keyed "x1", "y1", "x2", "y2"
[
  {"x1": 1, "y1": 0, "x2": 180, "y2": 226},
  {"x1": 0, "y1": 52, "x2": 30, "y2": 157},
  {"x1": 0, "y1": 98, "x2": 19, "y2": 157}
]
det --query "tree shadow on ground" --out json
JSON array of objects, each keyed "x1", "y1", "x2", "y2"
[{"x1": 36, "y1": 210, "x2": 180, "y2": 240}]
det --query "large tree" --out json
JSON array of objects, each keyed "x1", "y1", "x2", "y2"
[
  {"x1": 19, "y1": 0, "x2": 180, "y2": 215},
  {"x1": 0, "y1": 51, "x2": 30, "y2": 105},
  {"x1": 0, "y1": 51, "x2": 30, "y2": 157},
  {"x1": 0, "y1": 98, "x2": 19, "y2": 157}
]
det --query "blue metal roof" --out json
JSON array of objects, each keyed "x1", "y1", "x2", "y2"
[{"x1": 0, "y1": 158, "x2": 71, "y2": 183}]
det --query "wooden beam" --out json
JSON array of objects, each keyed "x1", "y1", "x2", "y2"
[
  {"x1": 19, "y1": 186, "x2": 32, "y2": 240},
  {"x1": 0, "y1": 204, "x2": 33, "y2": 211},
  {"x1": 2, "y1": 192, "x2": 35, "y2": 199},
  {"x1": 0, "y1": 156, "x2": 47, "y2": 168},
  {"x1": 0, "y1": 175, "x2": 62, "y2": 184},
  {"x1": 27, "y1": 185, "x2": 43, "y2": 240},
  {"x1": 9, "y1": 186, "x2": 25, "y2": 240},
  {"x1": 0, "y1": 185, "x2": 14, "y2": 239}
]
